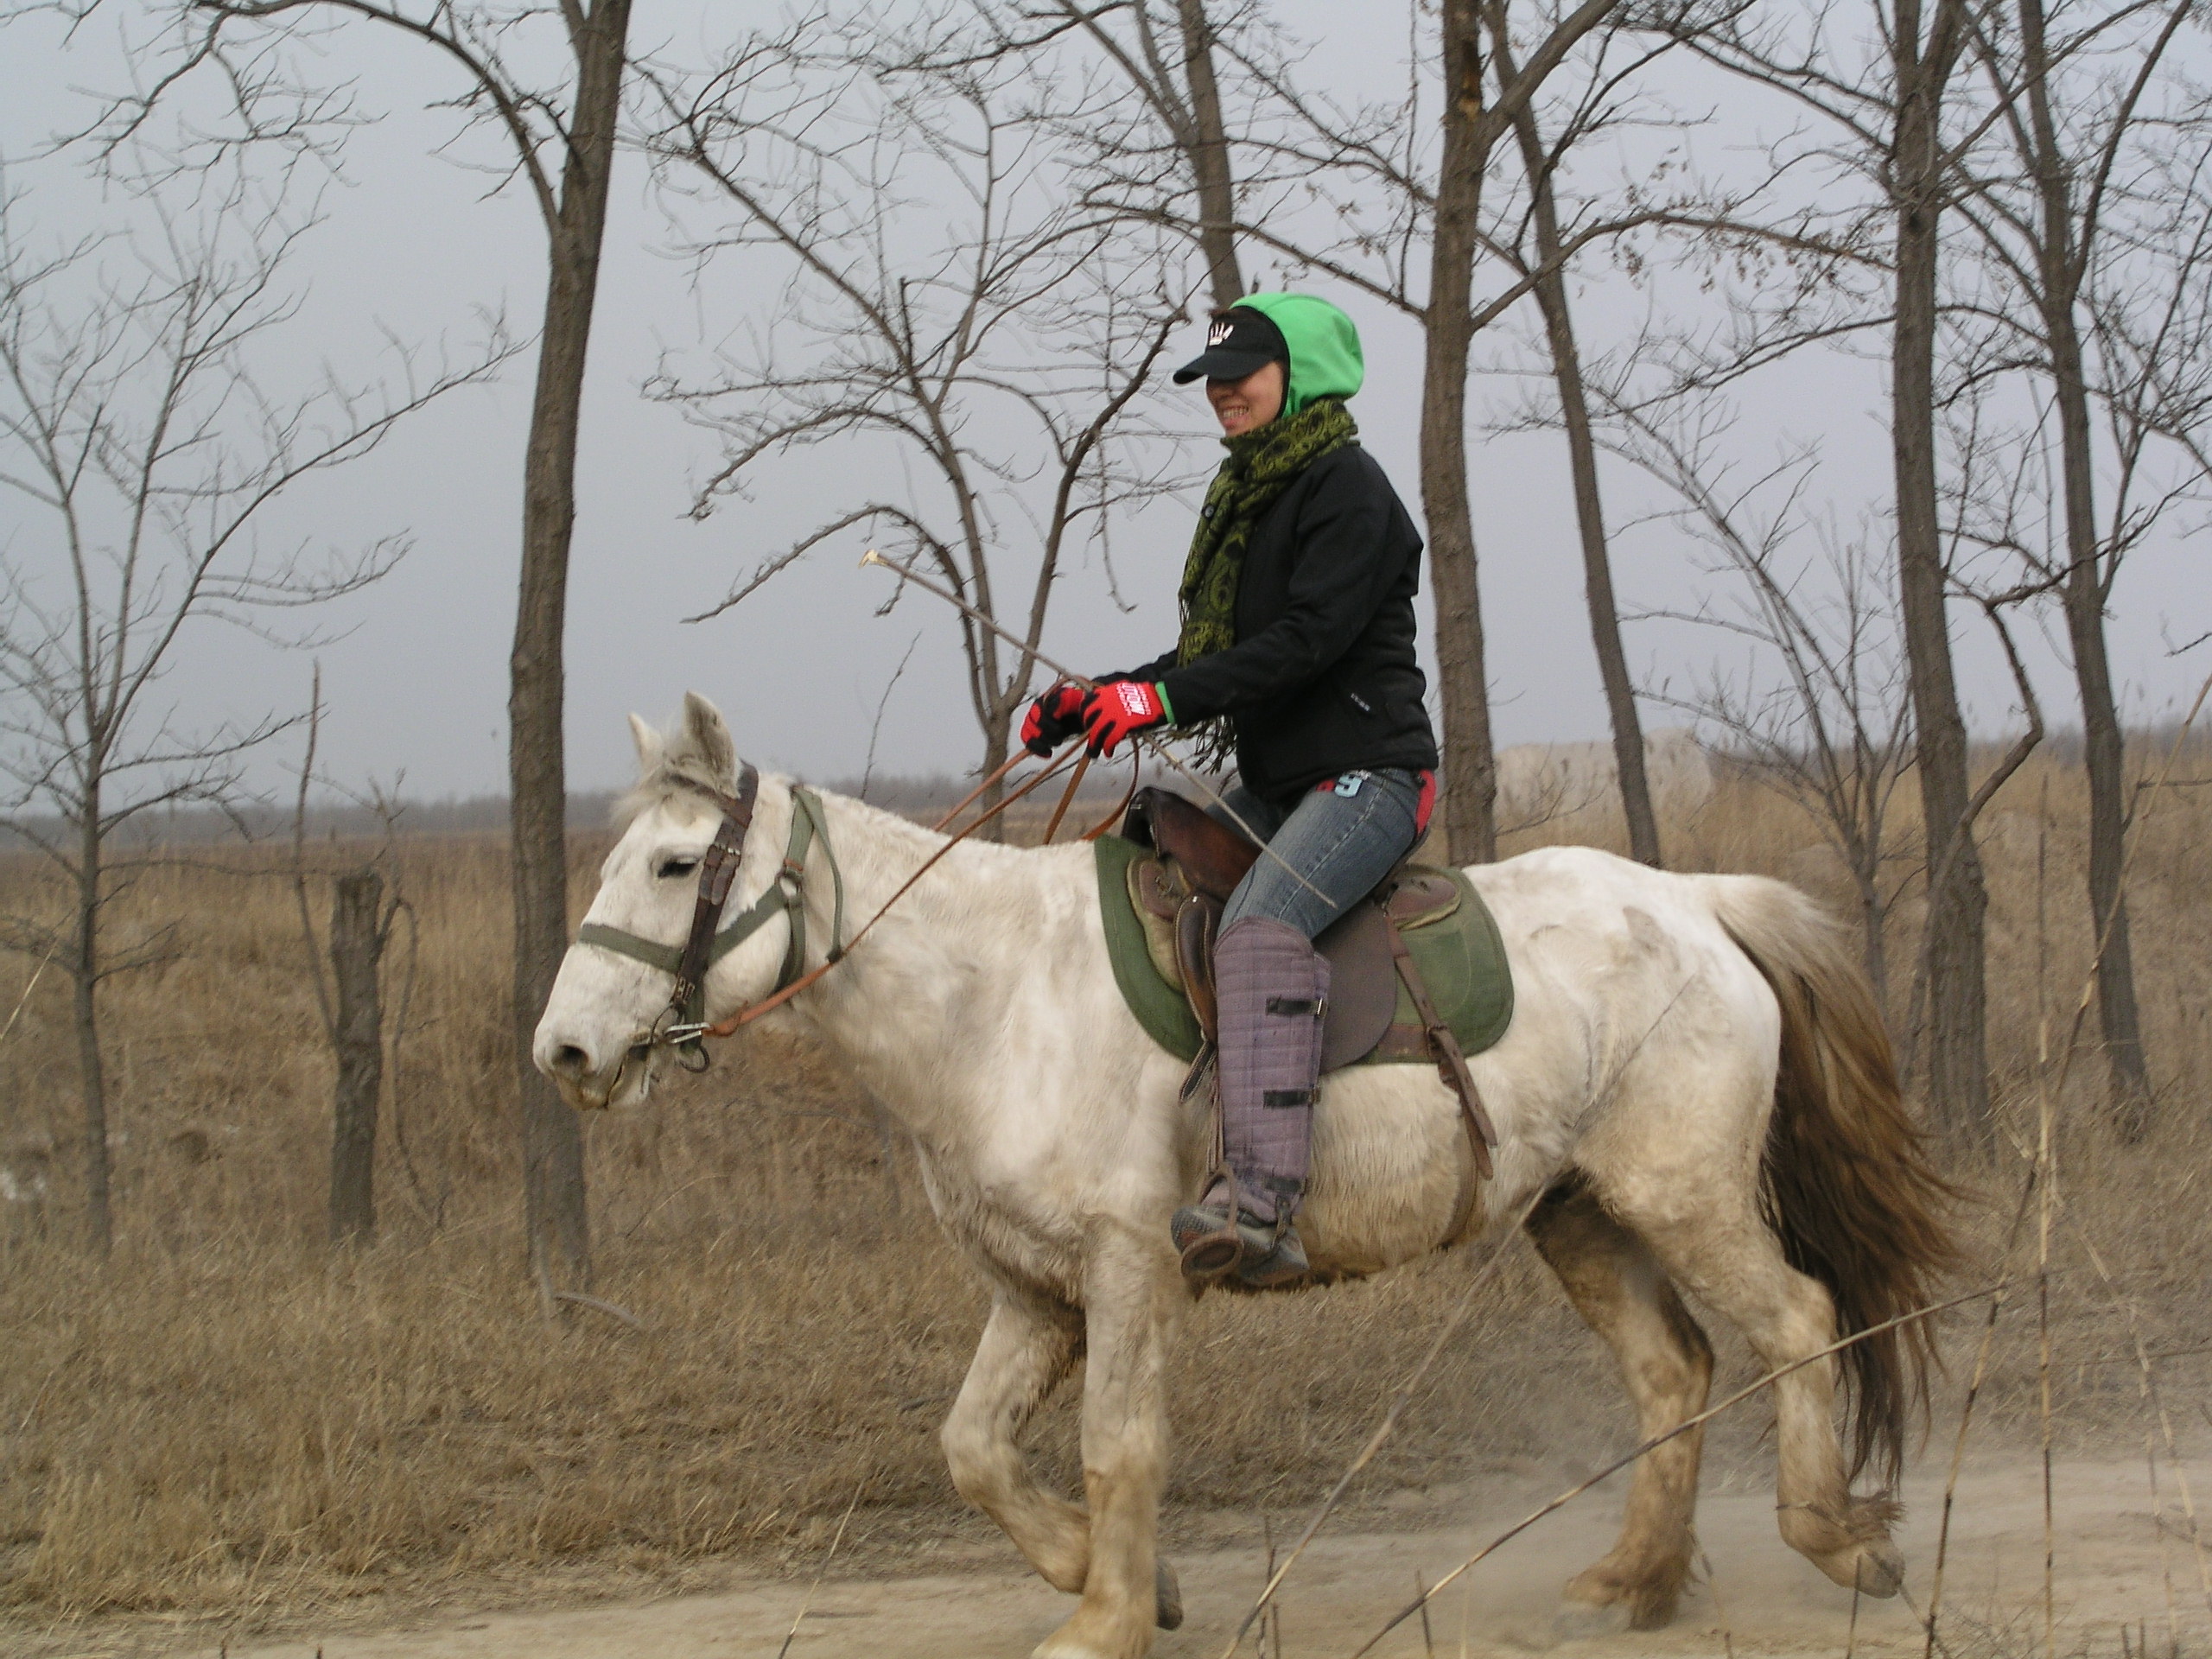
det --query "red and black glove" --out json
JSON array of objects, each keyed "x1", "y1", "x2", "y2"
[
  {"x1": 1020, "y1": 683, "x2": 1089, "y2": 756},
  {"x1": 1080, "y1": 680, "x2": 1170, "y2": 758}
]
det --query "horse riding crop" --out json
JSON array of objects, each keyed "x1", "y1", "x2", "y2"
[{"x1": 859, "y1": 549, "x2": 1325, "y2": 903}]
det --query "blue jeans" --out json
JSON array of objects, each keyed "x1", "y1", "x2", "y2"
[{"x1": 1211, "y1": 769, "x2": 1427, "y2": 939}]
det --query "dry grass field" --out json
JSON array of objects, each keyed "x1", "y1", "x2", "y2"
[{"x1": 1, "y1": 749, "x2": 2209, "y2": 1650}]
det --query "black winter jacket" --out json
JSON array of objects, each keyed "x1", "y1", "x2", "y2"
[{"x1": 1117, "y1": 442, "x2": 1437, "y2": 803}]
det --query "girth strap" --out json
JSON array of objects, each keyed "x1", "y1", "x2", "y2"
[{"x1": 1384, "y1": 913, "x2": 1497, "y2": 1242}]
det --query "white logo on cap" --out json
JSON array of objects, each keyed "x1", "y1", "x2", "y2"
[{"x1": 1207, "y1": 316, "x2": 1234, "y2": 346}]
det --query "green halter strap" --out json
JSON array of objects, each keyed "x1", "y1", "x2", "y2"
[{"x1": 575, "y1": 784, "x2": 843, "y2": 1032}]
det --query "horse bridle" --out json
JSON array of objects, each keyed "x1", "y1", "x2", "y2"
[
  {"x1": 575, "y1": 762, "x2": 845, "y2": 1068},
  {"x1": 572, "y1": 744, "x2": 1106, "y2": 1080}
]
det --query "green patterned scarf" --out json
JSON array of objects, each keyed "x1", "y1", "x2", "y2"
[{"x1": 1175, "y1": 397, "x2": 1358, "y2": 667}]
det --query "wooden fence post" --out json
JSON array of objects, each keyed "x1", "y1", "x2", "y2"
[{"x1": 329, "y1": 868, "x2": 386, "y2": 1245}]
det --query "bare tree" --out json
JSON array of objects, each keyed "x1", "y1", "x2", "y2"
[
  {"x1": 1865, "y1": 0, "x2": 1989, "y2": 1141},
  {"x1": 1483, "y1": 15, "x2": 1704, "y2": 867},
  {"x1": 1418, "y1": 0, "x2": 1626, "y2": 863},
  {"x1": 1945, "y1": 0, "x2": 2199, "y2": 1128},
  {"x1": 1615, "y1": 406, "x2": 1916, "y2": 992},
  {"x1": 1618, "y1": 377, "x2": 2046, "y2": 1061},
  {"x1": 1169, "y1": 0, "x2": 1243, "y2": 308},
  {"x1": 1040, "y1": 0, "x2": 1249, "y2": 309},
  {"x1": 1678, "y1": 0, "x2": 2003, "y2": 1142},
  {"x1": 106, "y1": 0, "x2": 639, "y2": 1290},
  {"x1": 859, "y1": 0, "x2": 1253, "y2": 313},
  {"x1": 646, "y1": 41, "x2": 1186, "y2": 802},
  {"x1": 0, "y1": 191, "x2": 490, "y2": 1252}
]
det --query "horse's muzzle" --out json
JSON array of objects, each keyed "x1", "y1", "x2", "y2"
[{"x1": 533, "y1": 1028, "x2": 635, "y2": 1111}]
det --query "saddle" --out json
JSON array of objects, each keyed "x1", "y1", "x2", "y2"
[{"x1": 1120, "y1": 787, "x2": 1497, "y2": 1179}]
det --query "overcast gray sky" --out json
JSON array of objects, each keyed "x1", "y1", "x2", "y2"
[{"x1": 2, "y1": 0, "x2": 2206, "y2": 806}]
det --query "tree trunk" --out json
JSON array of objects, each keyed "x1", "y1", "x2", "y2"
[
  {"x1": 2069, "y1": 591, "x2": 2147, "y2": 1125},
  {"x1": 329, "y1": 869, "x2": 385, "y2": 1247},
  {"x1": 1858, "y1": 876, "x2": 1888, "y2": 1007},
  {"x1": 2016, "y1": 0, "x2": 2152, "y2": 1132},
  {"x1": 1422, "y1": 0, "x2": 1498, "y2": 866},
  {"x1": 1176, "y1": 0, "x2": 1244, "y2": 310},
  {"x1": 1891, "y1": 0, "x2": 1990, "y2": 1145},
  {"x1": 73, "y1": 806, "x2": 110, "y2": 1256},
  {"x1": 2046, "y1": 297, "x2": 2151, "y2": 1133},
  {"x1": 512, "y1": 0, "x2": 632, "y2": 1294},
  {"x1": 1499, "y1": 52, "x2": 1659, "y2": 867},
  {"x1": 979, "y1": 718, "x2": 1010, "y2": 842}
]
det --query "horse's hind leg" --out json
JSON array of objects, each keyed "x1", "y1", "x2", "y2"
[
  {"x1": 1528, "y1": 1179, "x2": 1713, "y2": 1631},
  {"x1": 942, "y1": 1288, "x2": 1090, "y2": 1593},
  {"x1": 1622, "y1": 1191, "x2": 1904, "y2": 1597}
]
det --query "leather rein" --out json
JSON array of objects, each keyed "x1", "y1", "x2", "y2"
[{"x1": 575, "y1": 746, "x2": 1130, "y2": 1068}]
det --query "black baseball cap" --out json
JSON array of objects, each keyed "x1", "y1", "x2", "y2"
[{"x1": 1173, "y1": 306, "x2": 1289, "y2": 385}]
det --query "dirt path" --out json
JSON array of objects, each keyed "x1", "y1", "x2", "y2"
[{"x1": 170, "y1": 1455, "x2": 2208, "y2": 1659}]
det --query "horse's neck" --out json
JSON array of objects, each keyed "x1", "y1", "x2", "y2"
[{"x1": 782, "y1": 785, "x2": 1055, "y2": 1137}]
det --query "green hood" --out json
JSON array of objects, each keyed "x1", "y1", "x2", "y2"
[{"x1": 1236, "y1": 292, "x2": 1364, "y2": 416}]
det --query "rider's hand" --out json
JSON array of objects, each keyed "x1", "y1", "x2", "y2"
[
  {"x1": 1020, "y1": 683, "x2": 1090, "y2": 756},
  {"x1": 1080, "y1": 680, "x2": 1169, "y2": 758}
]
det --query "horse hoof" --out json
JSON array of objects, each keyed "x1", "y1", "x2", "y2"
[
  {"x1": 1155, "y1": 1558, "x2": 1184, "y2": 1630},
  {"x1": 1810, "y1": 1538, "x2": 1904, "y2": 1598},
  {"x1": 1552, "y1": 1599, "x2": 1632, "y2": 1641},
  {"x1": 1558, "y1": 1561, "x2": 1684, "y2": 1634},
  {"x1": 1850, "y1": 1541, "x2": 1905, "y2": 1599},
  {"x1": 1031, "y1": 1614, "x2": 1150, "y2": 1659}
]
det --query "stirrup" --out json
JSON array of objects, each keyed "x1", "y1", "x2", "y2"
[{"x1": 1172, "y1": 1201, "x2": 1244, "y2": 1284}]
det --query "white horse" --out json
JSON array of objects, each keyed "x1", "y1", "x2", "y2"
[{"x1": 535, "y1": 695, "x2": 1956, "y2": 1659}]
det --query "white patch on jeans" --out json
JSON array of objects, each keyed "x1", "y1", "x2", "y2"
[{"x1": 1331, "y1": 771, "x2": 1370, "y2": 798}]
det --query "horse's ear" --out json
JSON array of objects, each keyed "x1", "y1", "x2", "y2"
[
  {"x1": 628, "y1": 713, "x2": 664, "y2": 775},
  {"x1": 682, "y1": 691, "x2": 738, "y2": 785}
]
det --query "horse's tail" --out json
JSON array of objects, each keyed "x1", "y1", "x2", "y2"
[{"x1": 1708, "y1": 876, "x2": 1963, "y2": 1489}]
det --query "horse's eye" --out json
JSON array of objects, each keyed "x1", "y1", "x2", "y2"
[{"x1": 656, "y1": 856, "x2": 700, "y2": 880}]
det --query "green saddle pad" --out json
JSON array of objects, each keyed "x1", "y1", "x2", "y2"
[{"x1": 1091, "y1": 836, "x2": 1515, "y2": 1067}]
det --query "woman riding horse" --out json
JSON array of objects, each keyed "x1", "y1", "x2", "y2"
[{"x1": 1021, "y1": 294, "x2": 1436, "y2": 1290}]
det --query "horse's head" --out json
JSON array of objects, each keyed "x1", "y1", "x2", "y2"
[{"x1": 533, "y1": 692, "x2": 798, "y2": 1110}]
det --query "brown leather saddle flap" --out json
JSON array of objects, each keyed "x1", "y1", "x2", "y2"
[
  {"x1": 1313, "y1": 900, "x2": 1396, "y2": 1071},
  {"x1": 1122, "y1": 785, "x2": 1261, "y2": 901},
  {"x1": 1120, "y1": 786, "x2": 1427, "y2": 1071},
  {"x1": 1123, "y1": 845, "x2": 1398, "y2": 1072}
]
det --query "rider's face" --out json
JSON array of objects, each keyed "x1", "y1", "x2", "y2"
[{"x1": 1207, "y1": 361, "x2": 1286, "y2": 436}]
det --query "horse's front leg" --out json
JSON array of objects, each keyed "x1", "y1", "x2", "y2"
[
  {"x1": 943, "y1": 1288, "x2": 1090, "y2": 1592},
  {"x1": 1034, "y1": 1225, "x2": 1183, "y2": 1659}
]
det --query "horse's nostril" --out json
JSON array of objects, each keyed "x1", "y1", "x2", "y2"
[{"x1": 551, "y1": 1043, "x2": 593, "y2": 1077}]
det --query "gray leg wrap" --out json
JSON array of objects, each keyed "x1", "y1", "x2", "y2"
[{"x1": 1215, "y1": 915, "x2": 1329, "y2": 1224}]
